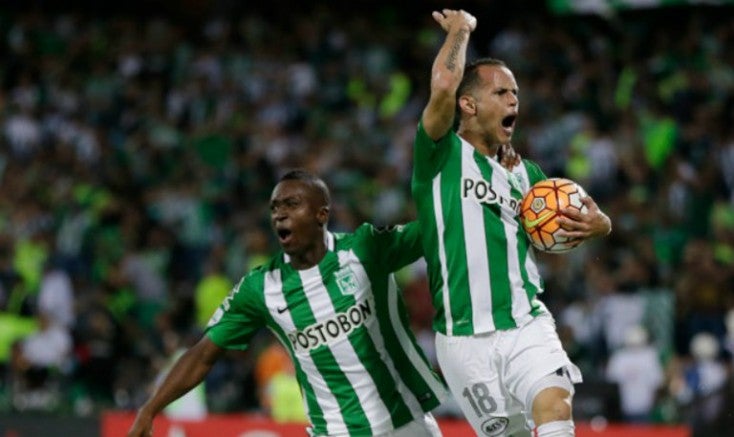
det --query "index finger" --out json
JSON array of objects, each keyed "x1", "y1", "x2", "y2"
[{"x1": 560, "y1": 206, "x2": 586, "y2": 220}]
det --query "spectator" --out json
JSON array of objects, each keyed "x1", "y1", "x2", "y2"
[
  {"x1": 670, "y1": 332, "x2": 729, "y2": 433},
  {"x1": 37, "y1": 259, "x2": 75, "y2": 330},
  {"x1": 606, "y1": 325, "x2": 664, "y2": 422},
  {"x1": 9, "y1": 312, "x2": 72, "y2": 411}
]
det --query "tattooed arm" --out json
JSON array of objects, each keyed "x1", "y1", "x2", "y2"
[{"x1": 421, "y1": 9, "x2": 477, "y2": 141}]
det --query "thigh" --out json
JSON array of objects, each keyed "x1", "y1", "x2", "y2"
[
  {"x1": 503, "y1": 314, "x2": 582, "y2": 412},
  {"x1": 435, "y1": 332, "x2": 529, "y2": 437}
]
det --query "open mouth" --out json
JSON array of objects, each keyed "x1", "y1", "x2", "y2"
[
  {"x1": 277, "y1": 228, "x2": 293, "y2": 244},
  {"x1": 501, "y1": 115, "x2": 516, "y2": 129}
]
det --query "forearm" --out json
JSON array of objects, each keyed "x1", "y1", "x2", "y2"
[
  {"x1": 423, "y1": 12, "x2": 474, "y2": 139},
  {"x1": 431, "y1": 26, "x2": 470, "y2": 95},
  {"x1": 138, "y1": 338, "x2": 222, "y2": 418}
]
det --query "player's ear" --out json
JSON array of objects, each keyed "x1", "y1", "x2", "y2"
[
  {"x1": 458, "y1": 95, "x2": 476, "y2": 115},
  {"x1": 317, "y1": 206, "x2": 330, "y2": 227}
]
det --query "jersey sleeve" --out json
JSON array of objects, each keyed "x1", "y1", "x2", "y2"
[
  {"x1": 358, "y1": 221, "x2": 423, "y2": 272},
  {"x1": 412, "y1": 121, "x2": 456, "y2": 182},
  {"x1": 205, "y1": 272, "x2": 265, "y2": 351},
  {"x1": 522, "y1": 159, "x2": 548, "y2": 186}
]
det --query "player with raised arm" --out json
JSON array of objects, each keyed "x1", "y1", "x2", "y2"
[
  {"x1": 411, "y1": 9, "x2": 611, "y2": 437},
  {"x1": 127, "y1": 170, "x2": 447, "y2": 437}
]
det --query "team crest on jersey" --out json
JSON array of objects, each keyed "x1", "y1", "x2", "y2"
[
  {"x1": 334, "y1": 267, "x2": 359, "y2": 295},
  {"x1": 507, "y1": 171, "x2": 522, "y2": 192}
]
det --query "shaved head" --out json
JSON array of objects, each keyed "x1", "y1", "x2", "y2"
[{"x1": 279, "y1": 169, "x2": 331, "y2": 208}]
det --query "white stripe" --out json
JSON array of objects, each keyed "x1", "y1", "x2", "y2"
[
  {"x1": 337, "y1": 251, "x2": 424, "y2": 424},
  {"x1": 525, "y1": 250, "x2": 543, "y2": 294},
  {"x1": 325, "y1": 231, "x2": 335, "y2": 250},
  {"x1": 387, "y1": 274, "x2": 448, "y2": 403},
  {"x1": 492, "y1": 162, "x2": 532, "y2": 322},
  {"x1": 432, "y1": 174, "x2": 453, "y2": 336},
  {"x1": 462, "y1": 144, "x2": 495, "y2": 332},
  {"x1": 298, "y1": 357, "x2": 345, "y2": 435},
  {"x1": 298, "y1": 266, "x2": 386, "y2": 435},
  {"x1": 264, "y1": 269, "x2": 296, "y2": 332},
  {"x1": 267, "y1": 326, "x2": 312, "y2": 422},
  {"x1": 263, "y1": 268, "x2": 345, "y2": 436},
  {"x1": 514, "y1": 161, "x2": 532, "y2": 194}
]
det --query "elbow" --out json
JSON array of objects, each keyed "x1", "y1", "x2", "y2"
[{"x1": 431, "y1": 69, "x2": 461, "y2": 96}]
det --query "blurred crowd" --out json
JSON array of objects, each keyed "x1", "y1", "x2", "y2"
[{"x1": 0, "y1": 1, "x2": 733, "y2": 434}]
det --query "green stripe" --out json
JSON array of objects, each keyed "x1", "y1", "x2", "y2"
[
  {"x1": 486, "y1": 203, "x2": 516, "y2": 329},
  {"x1": 283, "y1": 265, "x2": 314, "y2": 330},
  {"x1": 515, "y1": 224, "x2": 543, "y2": 316},
  {"x1": 312, "y1": 349, "x2": 367, "y2": 435},
  {"x1": 474, "y1": 153, "x2": 515, "y2": 330},
  {"x1": 386, "y1": 276, "x2": 443, "y2": 411},
  {"x1": 507, "y1": 165, "x2": 543, "y2": 315},
  {"x1": 315, "y1": 254, "x2": 371, "y2": 435},
  {"x1": 443, "y1": 144, "x2": 473, "y2": 334},
  {"x1": 268, "y1": 324, "x2": 325, "y2": 430},
  {"x1": 349, "y1": 226, "x2": 441, "y2": 417},
  {"x1": 277, "y1": 266, "x2": 328, "y2": 434},
  {"x1": 362, "y1": 267, "x2": 421, "y2": 427},
  {"x1": 349, "y1": 323, "x2": 413, "y2": 429},
  {"x1": 416, "y1": 182, "x2": 447, "y2": 334}
]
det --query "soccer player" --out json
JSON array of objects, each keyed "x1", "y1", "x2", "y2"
[
  {"x1": 411, "y1": 9, "x2": 612, "y2": 437},
  {"x1": 127, "y1": 170, "x2": 447, "y2": 437}
]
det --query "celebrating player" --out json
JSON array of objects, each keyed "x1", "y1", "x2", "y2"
[
  {"x1": 127, "y1": 170, "x2": 447, "y2": 437},
  {"x1": 411, "y1": 9, "x2": 611, "y2": 437}
]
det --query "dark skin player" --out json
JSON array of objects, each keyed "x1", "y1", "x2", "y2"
[{"x1": 127, "y1": 175, "x2": 332, "y2": 437}]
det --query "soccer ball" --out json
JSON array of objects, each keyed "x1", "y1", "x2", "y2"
[{"x1": 519, "y1": 178, "x2": 588, "y2": 253}]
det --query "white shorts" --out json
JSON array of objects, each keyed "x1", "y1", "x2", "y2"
[{"x1": 435, "y1": 313, "x2": 582, "y2": 436}]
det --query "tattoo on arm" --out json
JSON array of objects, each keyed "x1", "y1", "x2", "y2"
[{"x1": 445, "y1": 29, "x2": 468, "y2": 71}]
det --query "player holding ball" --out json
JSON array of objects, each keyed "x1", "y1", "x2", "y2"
[{"x1": 409, "y1": 8, "x2": 611, "y2": 437}]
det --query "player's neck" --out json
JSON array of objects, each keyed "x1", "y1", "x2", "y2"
[
  {"x1": 288, "y1": 241, "x2": 327, "y2": 270},
  {"x1": 457, "y1": 128, "x2": 499, "y2": 158}
]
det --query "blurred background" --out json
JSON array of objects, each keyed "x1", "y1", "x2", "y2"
[{"x1": 0, "y1": 0, "x2": 733, "y2": 436}]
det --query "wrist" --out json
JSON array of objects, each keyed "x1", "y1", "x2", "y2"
[
  {"x1": 137, "y1": 405, "x2": 158, "y2": 420},
  {"x1": 600, "y1": 213, "x2": 612, "y2": 236}
]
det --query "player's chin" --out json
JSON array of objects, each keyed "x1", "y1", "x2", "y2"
[
  {"x1": 280, "y1": 240, "x2": 299, "y2": 254},
  {"x1": 500, "y1": 127, "x2": 514, "y2": 142}
]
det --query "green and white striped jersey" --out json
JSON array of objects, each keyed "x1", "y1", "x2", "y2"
[
  {"x1": 206, "y1": 222, "x2": 447, "y2": 436},
  {"x1": 412, "y1": 122, "x2": 548, "y2": 336}
]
